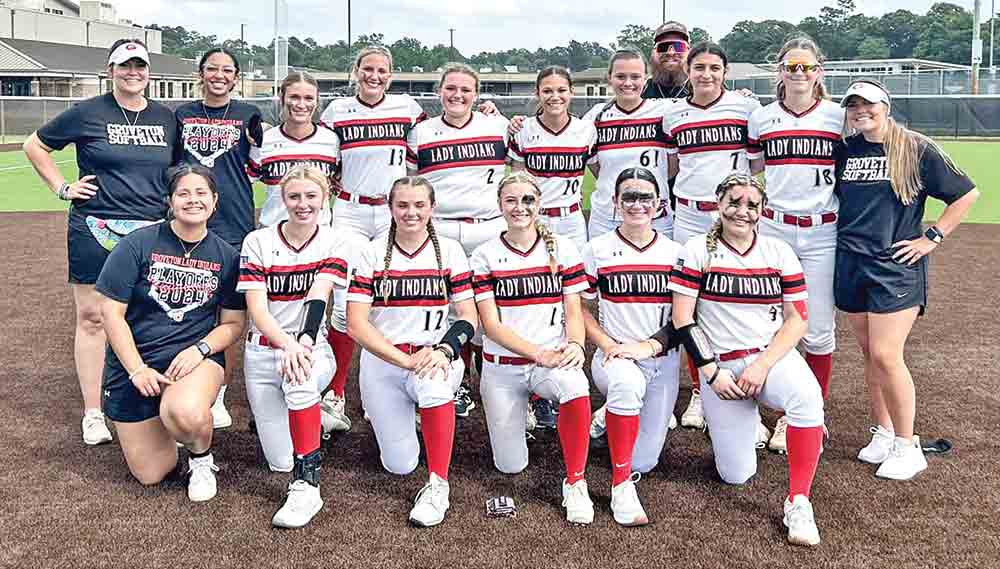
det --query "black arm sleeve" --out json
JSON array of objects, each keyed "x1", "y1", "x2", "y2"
[
  {"x1": 297, "y1": 299, "x2": 327, "y2": 343},
  {"x1": 675, "y1": 323, "x2": 716, "y2": 367},
  {"x1": 437, "y1": 320, "x2": 475, "y2": 360}
]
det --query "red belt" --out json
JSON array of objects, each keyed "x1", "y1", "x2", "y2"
[
  {"x1": 395, "y1": 343, "x2": 429, "y2": 355},
  {"x1": 762, "y1": 208, "x2": 836, "y2": 228},
  {"x1": 247, "y1": 331, "x2": 278, "y2": 348},
  {"x1": 441, "y1": 215, "x2": 502, "y2": 224},
  {"x1": 718, "y1": 347, "x2": 764, "y2": 362},
  {"x1": 676, "y1": 197, "x2": 718, "y2": 212},
  {"x1": 483, "y1": 352, "x2": 534, "y2": 366},
  {"x1": 539, "y1": 203, "x2": 581, "y2": 217},
  {"x1": 337, "y1": 190, "x2": 387, "y2": 206}
]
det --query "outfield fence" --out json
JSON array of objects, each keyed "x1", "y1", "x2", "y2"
[{"x1": 2, "y1": 94, "x2": 999, "y2": 144}]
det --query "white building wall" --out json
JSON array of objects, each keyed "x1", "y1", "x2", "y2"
[{"x1": 12, "y1": 9, "x2": 88, "y2": 44}]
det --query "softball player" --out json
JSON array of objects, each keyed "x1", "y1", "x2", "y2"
[
  {"x1": 346, "y1": 176, "x2": 478, "y2": 527},
  {"x1": 583, "y1": 49, "x2": 673, "y2": 239},
  {"x1": 581, "y1": 167, "x2": 683, "y2": 527},
  {"x1": 508, "y1": 66, "x2": 596, "y2": 251},
  {"x1": 747, "y1": 37, "x2": 843, "y2": 453},
  {"x1": 471, "y1": 172, "x2": 594, "y2": 525},
  {"x1": 238, "y1": 166, "x2": 351, "y2": 528},
  {"x1": 662, "y1": 42, "x2": 762, "y2": 436},
  {"x1": 668, "y1": 173, "x2": 825, "y2": 547}
]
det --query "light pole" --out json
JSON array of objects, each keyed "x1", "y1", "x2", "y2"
[
  {"x1": 347, "y1": 0, "x2": 352, "y2": 90},
  {"x1": 449, "y1": 28, "x2": 456, "y2": 61},
  {"x1": 973, "y1": 0, "x2": 982, "y2": 94},
  {"x1": 662, "y1": 0, "x2": 666, "y2": 22},
  {"x1": 991, "y1": 0, "x2": 996, "y2": 73},
  {"x1": 240, "y1": 23, "x2": 246, "y2": 97}
]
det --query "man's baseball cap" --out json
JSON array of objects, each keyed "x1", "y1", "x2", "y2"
[
  {"x1": 654, "y1": 21, "x2": 689, "y2": 43},
  {"x1": 841, "y1": 80, "x2": 891, "y2": 111},
  {"x1": 108, "y1": 41, "x2": 150, "y2": 66}
]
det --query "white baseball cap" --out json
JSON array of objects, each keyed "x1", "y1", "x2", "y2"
[
  {"x1": 108, "y1": 41, "x2": 150, "y2": 66},
  {"x1": 841, "y1": 81, "x2": 890, "y2": 111}
]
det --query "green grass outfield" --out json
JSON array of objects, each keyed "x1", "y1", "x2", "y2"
[{"x1": 1, "y1": 141, "x2": 995, "y2": 222}]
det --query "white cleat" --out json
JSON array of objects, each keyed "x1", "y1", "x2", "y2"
[
  {"x1": 272, "y1": 480, "x2": 324, "y2": 528},
  {"x1": 756, "y1": 413, "x2": 771, "y2": 449},
  {"x1": 526, "y1": 404, "x2": 538, "y2": 432},
  {"x1": 321, "y1": 392, "x2": 352, "y2": 432},
  {"x1": 783, "y1": 494, "x2": 821, "y2": 546},
  {"x1": 858, "y1": 425, "x2": 895, "y2": 464},
  {"x1": 408, "y1": 473, "x2": 450, "y2": 527},
  {"x1": 611, "y1": 473, "x2": 649, "y2": 527},
  {"x1": 680, "y1": 389, "x2": 705, "y2": 429},
  {"x1": 668, "y1": 414, "x2": 678, "y2": 431},
  {"x1": 876, "y1": 436, "x2": 928, "y2": 481},
  {"x1": 561, "y1": 478, "x2": 594, "y2": 525},
  {"x1": 82, "y1": 409, "x2": 113, "y2": 446},
  {"x1": 769, "y1": 416, "x2": 789, "y2": 454},
  {"x1": 187, "y1": 454, "x2": 219, "y2": 502},
  {"x1": 589, "y1": 404, "x2": 607, "y2": 439},
  {"x1": 211, "y1": 386, "x2": 232, "y2": 429}
]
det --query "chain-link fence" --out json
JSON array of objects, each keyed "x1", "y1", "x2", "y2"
[
  {"x1": 3, "y1": 94, "x2": 1000, "y2": 144},
  {"x1": 731, "y1": 69, "x2": 1000, "y2": 97}
]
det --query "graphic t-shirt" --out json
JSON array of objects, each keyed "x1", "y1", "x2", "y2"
[
  {"x1": 37, "y1": 93, "x2": 178, "y2": 220},
  {"x1": 175, "y1": 100, "x2": 262, "y2": 245}
]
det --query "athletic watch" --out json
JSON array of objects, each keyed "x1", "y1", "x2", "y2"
[
  {"x1": 196, "y1": 340, "x2": 212, "y2": 358},
  {"x1": 924, "y1": 225, "x2": 944, "y2": 244},
  {"x1": 57, "y1": 182, "x2": 71, "y2": 201}
]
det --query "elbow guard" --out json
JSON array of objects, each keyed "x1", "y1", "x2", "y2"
[
  {"x1": 437, "y1": 320, "x2": 475, "y2": 361},
  {"x1": 648, "y1": 321, "x2": 678, "y2": 355},
  {"x1": 676, "y1": 323, "x2": 716, "y2": 368},
  {"x1": 297, "y1": 299, "x2": 327, "y2": 344}
]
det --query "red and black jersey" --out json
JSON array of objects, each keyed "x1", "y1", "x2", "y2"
[{"x1": 508, "y1": 116, "x2": 596, "y2": 208}]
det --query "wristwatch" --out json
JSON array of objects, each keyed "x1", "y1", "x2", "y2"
[
  {"x1": 924, "y1": 225, "x2": 944, "y2": 244},
  {"x1": 196, "y1": 340, "x2": 212, "y2": 358},
  {"x1": 57, "y1": 182, "x2": 71, "y2": 201}
]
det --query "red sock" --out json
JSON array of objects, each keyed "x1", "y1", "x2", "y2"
[
  {"x1": 326, "y1": 327, "x2": 355, "y2": 397},
  {"x1": 805, "y1": 352, "x2": 833, "y2": 400},
  {"x1": 288, "y1": 403, "x2": 321, "y2": 456},
  {"x1": 606, "y1": 411, "x2": 640, "y2": 486},
  {"x1": 686, "y1": 355, "x2": 701, "y2": 391},
  {"x1": 786, "y1": 425, "x2": 823, "y2": 498},
  {"x1": 419, "y1": 401, "x2": 456, "y2": 481},
  {"x1": 557, "y1": 396, "x2": 591, "y2": 485}
]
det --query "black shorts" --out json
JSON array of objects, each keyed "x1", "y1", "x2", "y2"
[
  {"x1": 67, "y1": 212, "x2": 110, "y2": 285},
  {"x1": 834, "y1": 248, "x2": 927, "y2": 315},
  {"x1": 102, "y1": 350, "x2": 225, "y2": 423}
]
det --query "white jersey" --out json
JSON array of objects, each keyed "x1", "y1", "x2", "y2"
[
  {"x1": 663, "y1": 91, "x2": 761, "y2": 201},
  {"x1": 248, "y1": 124, "x2": 339, "y2": 227},
  {"x1": 747, "y1": 99, "x2": 844, "y2": 214},
  {"x1": 237, "y1": 223, "x2": 350, "y2": 336},
  {"x1": 471, "y1": 234, "x2": 588, "y2": 357},
  {"x1": 507, "y1": 116, "x2": 596, "y2": 209},
  {"x1": 668, "y1": 233, "x2": 807, "y2": 354},
  {"x1": 320, "y1": 94, "x2": 427, "y2": 198},
  {"x1": 583, "y1": 99, "x2": 672, "y2": 216},
  {"x1": 406, "y1": 112, "x2": 509, "y2": 220},
  {"x1": 582, "y1": 229, "x2": 682, "y2": 343},
  {"x1": 347, "y1": 234, "x2": 473, "y2": 346}
]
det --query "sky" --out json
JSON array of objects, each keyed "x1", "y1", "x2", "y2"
[{"x1": 118, "y1": 1, "x2": 982, "y2": 55}]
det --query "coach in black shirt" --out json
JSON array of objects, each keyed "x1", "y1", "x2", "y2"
[{"x1": 642, "y1": 21, "x2": 691, "y2": 100}]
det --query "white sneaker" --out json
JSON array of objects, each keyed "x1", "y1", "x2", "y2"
[
  {"x1": 783, "y1": 494, "x2": 821, "y2": 546},
  {"x1": 611, "y1": 473, "x2": 649, "y2": 527},
  {"x1": 681, "y1": 389, "x2": 705, "y2": 429},
  {"x1": 526, "y1": 404, "x2": 538, "y2": 432},
  {"x1": 187, "y1": 454, "x2": 219, "y2": 502},
  {"x1": 82, "y1": 409, "x2": 113, "y2": 445},
  {"x1": 668, "y1": 414, "x2": 678, "y2": 431},
  {"x1": 756, "y1": 415, "x2": 771, "y2": 449},
  {"x1": 589, "y1": 404, "x2": 607, "y2": 439},
  {"x1": 321, "y1": 392, "x2": 351, "y2": 432},
  {"x1": 876, "y1": 436, "x2": 928, "y2": 481},
  {"x1": 768, "y1": 416, "x2": 789, "y2": 454},
  {"x1": 409, "y1": 473, "x2": 450, "y2": 527},
  {"x1": 858, "y1": 425, "x2": 895, "y2": 464},
  {"x1": 272, "y1": 480, "x2": 324, "y2": 528},
  {"x1": 561, "y1": 478, "x2": 594, "y2": 525},
  {"x1": 211, "y1": 386, "x2": 232, "y2": 429}
]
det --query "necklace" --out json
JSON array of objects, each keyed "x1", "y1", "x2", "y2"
[
  {"x1": 174, "y1": 226, "x2": 207, "y2": 259},
  {"x1": 202, "y1": 99, "x2": 231, "y2": 122},
  {"x1": 117, "y1": 99, "x2": 143, "y2": 127}
]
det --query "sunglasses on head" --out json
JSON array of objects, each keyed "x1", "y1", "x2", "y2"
[
  {"x1": 779, "y1": 61, "x2": 821, "y2": 73},
  {"x1": 656, "y1": 40, "x2": 689, "y2": 55}
]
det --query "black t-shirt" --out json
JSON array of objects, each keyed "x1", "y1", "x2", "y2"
[
  {"x1": 641, "y1": 78, "x2": 689, "y2": 100},
  {"x1": 37, "y1": 93, "x2": 178, "y2": 220},
  {"x1": 175, "y1": 100, "x2": 262, "y2": 245},
  {"x1": 834, "y1": 133, "x2": 975, "y2": 257},
  {"x1": 96, "y1": 222, "x2": 246, "y2": 371}
]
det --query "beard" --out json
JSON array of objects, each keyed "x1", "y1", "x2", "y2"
[{"x1": 652, "y1": 59, "x2": 687, "y2": 88}]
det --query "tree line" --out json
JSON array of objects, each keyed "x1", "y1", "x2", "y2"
[{"x1": 149, "y1": 1, "x2": 993, "y2": 74}]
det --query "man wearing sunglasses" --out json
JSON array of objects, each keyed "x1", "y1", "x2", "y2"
[{"x1": 642, "y1": 21, "x2": 691, "y2": 100}]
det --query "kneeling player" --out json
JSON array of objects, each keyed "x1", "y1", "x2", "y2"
[
  {"x1": 472, "y1": 172, "x2": 594, "y2": 525},
  {"x1": 239, "y1": 166, "x2": 352, "y2": 528},
  {"x1": 346, "y1": 176, "x2": 478, "y2": 527},
  {"x1": 668, "y1": 173, "x2": 825, "y2": 546}
]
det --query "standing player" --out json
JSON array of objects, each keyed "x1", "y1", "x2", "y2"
[
  {"x1": 747, "y1": 37, "x2": 842, "y2": 453},
  {"x1": 581, "y1": 167, "x2": 683, "y2": 526},
  {"x1": 346, "y1": 176, "x2": 478, "y2": 527},
  {"x1": 669, "y1": 173, "x2": 825, "y2": 546},
  {"x1": 508, "y1": 66, "x2": 595, "y2": 251},
  {"x1": 663, "y1": 42, "x2": 764, "y2": 438},
  {"x1": 834, "y1": 80, "x2": 978, "y2": 480},
  {"x1": 176, "y1": 47, "x2": 264, "y2": 430},
  {"x1": 23, "y1": 38, "x2": 179, "y2": 446},
  {"x1": 471, "y1": 172, "x2": 594, "y2": 525},
  {"x1": 238, "y1": 166, "x2": 349, "y2": 528}
]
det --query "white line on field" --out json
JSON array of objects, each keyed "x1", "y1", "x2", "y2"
[{"x1": 0, "y1": 159, "x2": 72, "y2": 173}]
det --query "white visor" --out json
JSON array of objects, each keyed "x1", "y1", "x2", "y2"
[
  {"x1": 841, "y1": 82, "x2": 890, "y2": 110},
  {"x1": 108, "y1": 42, "x2": 150, "y2": 66}
]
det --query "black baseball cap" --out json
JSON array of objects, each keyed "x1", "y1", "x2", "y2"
[{"x1": 654, "y1": 21, "x2": 689, "y2": 43}]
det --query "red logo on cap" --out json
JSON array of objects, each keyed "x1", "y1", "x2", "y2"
[{"x1": 126, "y1": 44, "x2": 137, "y2": 50}]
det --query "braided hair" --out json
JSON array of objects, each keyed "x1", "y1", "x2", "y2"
[
  {"x1": 705, "y1": 173, "x2": 767, "y2": 272},
  {"x1": 497, "y1": 171, "x2": 559, "y2": 275},
  {"x1": 382, "y1": 176, "x2": 448, "y2": 305}
]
